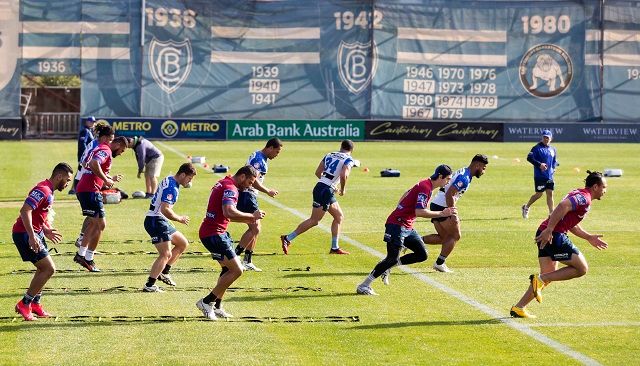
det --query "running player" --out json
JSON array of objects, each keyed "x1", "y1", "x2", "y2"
[
  {"x1": 281, "y1": 140, "x2": 354, "y2": 255},
  {"x1": 422, "y1": 154, "x2": 489, "y2": 272},
  {"x1": 142, "y1": 163, "x2": 197, "y2": 292},
  {"x1": 196, "y1": 166, "x2": 265, "y2": 320},
  {"x1": 521, "y1": 129, "x2": 559, "y2": 218},
  {"x1": 74, "y1": 123, "x2": 128, "y2": 272},
  {"x1": 357, "y1": 165, "x2": 456, "y2": 295},
  {"x1": 13, "y1": 163, "x2": 73, "y2": 320},
  {"x1": 511, "y1": 171, "x2": 608, "y2": 318},
  {"x1": 235, "y1": 138, "x2": 283, "y2": 271}
]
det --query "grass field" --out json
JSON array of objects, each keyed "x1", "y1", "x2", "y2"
[{"x1": 0, "y1": 139, "x2": 639, "y2": 365}]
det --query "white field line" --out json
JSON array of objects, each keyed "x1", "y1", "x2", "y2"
[{"x1": 157, "y1": 141, "x2": 602, "y2": 366}]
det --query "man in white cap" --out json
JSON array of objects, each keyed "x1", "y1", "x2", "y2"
[{"x1": 522, "y1": 129, "x2": 559, "y2": 219}]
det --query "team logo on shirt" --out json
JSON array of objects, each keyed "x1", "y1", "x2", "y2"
[
  {"x1": 574, "y1": 193, "x2": 587, "y2": 206},
  {"x1": 29, "y1": 190, "x2": 44, "y2": 203},
  {"x1": 337, "y1": 40, "x2": 378, "y2": 94},
  {"x1": 149, "y1": 37, "x2": 193, "y2": 94},
  {"x1": 519, "y1": 44, "x2": 573, "y2": 99},
  {"x1": 166, "y1": 193, "x2": 173, "y2": 201},
  {"x1": 223, "y1": 190, "x2": 236, "y2": 198},
  {"x1": 456, "y1": 181, "x2": 464, "y2": 188}
]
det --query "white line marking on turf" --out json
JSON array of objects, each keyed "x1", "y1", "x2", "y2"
[
  {"x1": 530, "y1": 322, "x2": 640, "y2": 328},
  {"x1": 158, "y1": 142, "x2": 603, "y2": 366}
]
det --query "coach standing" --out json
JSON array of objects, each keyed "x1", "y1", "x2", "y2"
[{"x1": 522, "y1": 129, "x2": 558, "y2": 219}]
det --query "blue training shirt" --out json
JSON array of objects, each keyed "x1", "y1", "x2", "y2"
[
  {"x1": 147, "y1": 176, "x2": 180, "y2": 218},
  {"x1": 431, "y1": 167, "x2": 472, "y2": 207},
  {"x1": 246, "y1": 150, "x2": 268, "y2": 190},
  {"x1": 527, "y1": 142, "x2": 558, "y2": 180}
]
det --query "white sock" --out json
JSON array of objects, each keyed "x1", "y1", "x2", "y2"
[
  {"x1": 85, "y1": 250, "x2": 94, "y2": 261},
  {"x1": 78, "y1": 246, "x2": 87, "y2": 256},
  {"x1": 360, "y1": 273, "x2": 375, "y2": 287}
]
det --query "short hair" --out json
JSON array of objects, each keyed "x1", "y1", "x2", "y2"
[
  {"x1": 471, "y1": 154, "x2": 489, "y2": 165},
  {"x1": 95, "y1": 123, "x2": 115, "y2": 138},
  {"x1": 177, "y1": 163, "x2": 197, "y2": 176},
  {"x1": 112, "y1": 136, "x2": 129, "y2": 147},
  {"x1": 585, "y1": 170, "x2": 604, "y2": 187},
  {"x1": 52, "y1": 162, "x2": 73, "y2": 176},
  {"x1": 430, "y1": 164, "x2": 452, "y2": 180},
  {"x1": 341, "y1": 139, "x2": 354, "y2": 151},
  {"x1": 265, "y1": 137, "x2": 283, "y2": 149},
  {"x1": 235, "y1": 165, "x2": 259, "y2": 179}
]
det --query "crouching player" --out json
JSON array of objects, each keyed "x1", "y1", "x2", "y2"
[
  {"x1": 196, "y1": 166, "x2": 265, "y2": 320},
  {"x1": 357, "y1": 165, "x2": 455, "y2": 295},
  {"x1": 142, "y1": 163, "x2": 197, "y2": 292},
  {"x1": 13, "y1": 163, "x2": 73, "y2": 320}
]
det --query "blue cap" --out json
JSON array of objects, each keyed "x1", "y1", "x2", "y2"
[
  {"x1": 542, "y1": 129, "x2": 552, "y2": 138},
  {"x1": 87, "y1": 116, "x2": 96, "y2": 123},
  {"x1": 430, "y1": 164, "x2": 452, "y2": 180}
]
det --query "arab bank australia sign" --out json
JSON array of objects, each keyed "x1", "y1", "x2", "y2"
[{"x1": 228, "y1": 120, "x2": 365, "y2": 141}]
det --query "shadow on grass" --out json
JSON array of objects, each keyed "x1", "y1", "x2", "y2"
[
  {"x1": 282, "y1": 272, "x2": 370, "y2": 278},
  {"x1": 226, "y1": 291, "x2": 357, "y2": 303},
  {"x1": 0, "y1": 321, "x2": 125, "y2": 331},
  {"x1": 349, "y1": 318, "x2": 505, "y2": 330}
]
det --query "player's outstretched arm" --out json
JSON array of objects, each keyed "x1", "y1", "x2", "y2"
[
  {"x1": 253, "y1": 179, "x2": 278, "y2": 197},
  {"x1": 416, "y1": 206, "x2": 457, "y2": 219},
  {"x1": 160, "y1": 202, "x2": 189, "y2": 225},
  {"x1": 569, "y1": 224, "x2": 608, "y2": 250},
  {"x1": 223, "y1": 204, "x2": 265, "y2": 223}
]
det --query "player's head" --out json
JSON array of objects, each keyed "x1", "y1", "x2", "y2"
[
  {"x1": 50, "y1": 162, "x2": 74, "y2": 191},
  {"x1": 430, "y1": 164, "x2": 452, "y2": 188},
  {"x1": 264, "y1": 137, "x2": 283, "y2": 159},
  {"x1": 127, "y1": 136, "x2": 141, "y2": 149},
  {"x1": 234, "y1": 165, "x2": 259, "y2": 190},
  {"x1": 541, "y1": 129, "x2": 553, "y2": 145},
  {"x1": 340, "y1": 139, "x2": 354, "y2": 153},
  {"x1": 95, "y1": 123, "x2": 115, "y2": 143},
  {"x1": 85, "y1": 116, "x2": 97, "y2": 127},
  {"x1": 176, "y1": 163, "x2": 197, "y2": 188},
  {"x1": 110, "y1": 136, "x2": 129, "y2": 157},
  {"x1": 470, "y1": 154, "x2": 489, "y2": 178},
  {"x1": 585, "y1": 170, "x2": 607, "y2": 200}
]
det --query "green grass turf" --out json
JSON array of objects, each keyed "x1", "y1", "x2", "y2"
[{"x1": 0, "y1": 140, "x2": 638, "y2": 365}]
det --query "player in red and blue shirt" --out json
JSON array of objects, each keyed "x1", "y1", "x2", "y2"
[
  {"x1": 357, "y1": 165, "x2": 456, "y2": 296},
  {"x1": 74, "y1": 123, "x2": 128, "y2": 272},
  {"x1": 196, "y1": 166, "x2": 265, "y2": 320},
  {"x1": 12, "y1": 163, "x2": 73, "y2": 321},
  {"x1": 511, "y1": 171, "x2": 609, "y2": 318}
]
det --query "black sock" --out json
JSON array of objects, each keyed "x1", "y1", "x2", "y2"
[
  {"x1": 33, "y1": 293, "x2": 42, "y2": 304},
  {"x1": 244, "y1": 250, "x2": 253, "y2": 263},
  {"x1": 219, "y1": 267, "x2": 229, "y2": 278},
  {"x1": 162, "y1": 264, "x2": 171, "y2": 274},
  {"x1": 215, "y1": 298, "x2": 222, "y2": 309},
  {"x1": 436, "y1": 255, "x2": 447, "y2": 265},
  {"x1": 203, "y1": 292, "x2": 216, "y2": 305},
  {"x1": 146, "y1": 277, "x2": 157, "y2": 287},
  {"x1": 235, "y1": 245, "x2": 245, "y2": 256}
]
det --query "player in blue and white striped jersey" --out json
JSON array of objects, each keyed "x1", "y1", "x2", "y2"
[
  {"x1": 281, "y1": 140, "x2": 355, "y2": 255},
  {"x1": 234, "y1": 138, "x2": 283, "y2": 271},
  {"x1": 142, "y1": 163, "x2": 197, "y2": 292},
  {"x1": 423, "y1": 154, "x2": 489, "y2": 273}
]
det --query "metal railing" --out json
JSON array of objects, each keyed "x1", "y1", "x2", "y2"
[{"x1": 24, "y1": 113, "x2": 80, "y2": 138}]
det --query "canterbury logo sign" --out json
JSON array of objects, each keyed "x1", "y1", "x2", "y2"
[{"x1": 149, "y1": 38, "x2": 193, "y2": 94}]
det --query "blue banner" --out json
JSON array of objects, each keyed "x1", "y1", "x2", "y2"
[
  {"x1": 0, "y1": 0, "x2": 21, "y2": 117},
  {"x1": 504, "y1": 122, "x2": 640, "y2": 143},
  {"x1": 93, "y1": 117, "x2": 226, "y2": 140}
]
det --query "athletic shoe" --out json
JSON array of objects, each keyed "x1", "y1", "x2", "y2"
[
  {"x1": 85, "y1": 259, "x2": 100, "y2": 272},
  {"x1": 213, "y1": 307, "x2": 234, "y2": 318},
  {"x1": 73, "y1": 253, "x2": 94, "y2": 271},
  {"x1": 381, "y1": 269, "x2": 391, "y2": 285},
  {"x1": 31, "y1": 303, "x2": 52, "y2": 318},
  {"x1": 242, "y1": 261, "x2": 262, "y2": 272},
  {"x1": 433, "y1": 263, "x2": 454, "y2": 273},
  {"x1": 195, "y1": 299, "x2": 217, "y2": 320},
  {"x1": 356, "y1": 284, "x2": 378, "y2": 295},
  {"x1": 142, "y1": 285, "x2": 164, "y2": 292},
  {"x1": 510, "y1": 305, "x2": 536, "y2": 318},
  {"x1": 68, "y1": 189, "x2": 75, "y2": 195},
  {"x1": 530, "y1": 274, "x2": 544, "y2": 303},
  {"x1": 521, "y1": 204, "x2": 529, "y2": 219},
  {"x1": 280, "y1": 235, "x2": 290, "y2": 255},
  {"x1": 144, "y1": 193, "x2": 153, "y2": 199},
  {"x1": 329, "y1": 248, "x2": 350, "y2": 255},
  {"x1": 15, "y1": 300, "x2": 35, "y2": 321},
  {"x1": 158, "y1": 273, "x2": 176, "y2": 286}
]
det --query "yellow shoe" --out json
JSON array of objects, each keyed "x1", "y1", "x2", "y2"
[
  {"x1": 510, "y1": 306, "x2": 536, "y2": 318},
  {"x1": 530, "y1": 274, "x2": 544, "y2": 303}
]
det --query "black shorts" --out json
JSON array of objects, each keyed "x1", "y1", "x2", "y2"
[
  {"x1": 312, "y1": 183, "x2": 336, "y2": 212},
  {"x1": 76, "y1": 191, "x2": 105, "y2": 218},
  {"x1": 383, "y1": 223, "x2": 425, "y2": 249},
  {"x1": 534, "y1": 178, "x2": 555, "y2": 192},
  {"x1": 430, "y1": 202, "x2": 448, "y2": 223},
  {"x1": 237, "y1": 191, "x2": 259, "y2": 213},
  {"x1": 536, "y1": 230, "x2": 580, "y2": 261},
  {"x1": 200, "y1": 233, "x2": 236, "y2": 261},
  {"x1": 13, "y1": 231, "x2": 50, "y2": 263},
  {"x1": 144, "y1": 216, "x2": 177, "y2": 244}
]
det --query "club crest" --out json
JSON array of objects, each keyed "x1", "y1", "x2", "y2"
[
  {"x1": 519, "y1": 44, "x2": 573, "y2": 99},
  {"x1": 149, "y1": 38, "x2": 193, "y2": 94},
  {"x1": 337, "y1": 40, "x2": 378, "y2": 94}
]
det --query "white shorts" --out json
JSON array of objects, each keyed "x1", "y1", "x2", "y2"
[{"x1": 145, "y1": 155, "x2": 164, "y2": 178}]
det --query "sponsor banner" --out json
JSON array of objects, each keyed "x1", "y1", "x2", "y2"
[
  {"x1": 0, "y1": 118, "x2": 22, "y2": 140},
  {"x1": 92, "y1": 118, "x2": 225, "y2": 140},
  {"x1": 227, "y1": 120, "x2": 365, "y2": 141},
  {"x1": 504, "y1": 123, "x2": 640, "y2": 143},
  {"x1": 365, "y1": 120, "x2": 502, "y2": 141}
]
